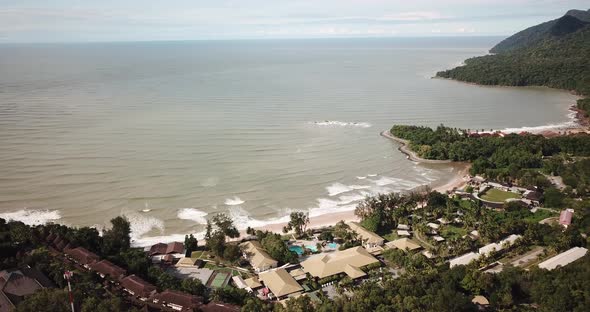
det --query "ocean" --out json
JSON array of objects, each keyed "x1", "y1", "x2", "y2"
[{"x1": 0, "y1": 37, "x2": 578, "y2": 245}]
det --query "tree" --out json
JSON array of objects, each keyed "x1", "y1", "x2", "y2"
[
  {"x1": 17, "y1": 289, "x2": 70, "y2": 312},
  {"x1": 184, "y1": 234, "x2": 198, "y2": 257},
  {"x1": 283, "y1": 212, "x2": 309, "y2": 238},
  {"x1": 543, "y1": 188, "x2": 564, "y2": 208},
  {"x1": 101, "y1": 216, "x2": 131, "y2": 256},
  {"x1": 211, "y1": 213, "x2": 239, "y2": 241}
]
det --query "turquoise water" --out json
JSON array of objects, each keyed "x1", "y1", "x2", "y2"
[
  {"x1": 328, "y1": 243, "x2": 338, "y2": 249},
  {"x1": 305, "y1": 245, "x2": 318, "y2": 252},
  {"x1": 289, "y1": 245, "x2": 304, "y2": 255}
]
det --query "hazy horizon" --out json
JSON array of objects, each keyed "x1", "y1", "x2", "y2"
[{"x1": 0, "y1": 0, "x2": 587, "y2": 43}]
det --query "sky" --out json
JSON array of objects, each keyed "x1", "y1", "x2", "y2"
[{"x1": 0, "y1": 0, "x2": 588, "y2": 42}]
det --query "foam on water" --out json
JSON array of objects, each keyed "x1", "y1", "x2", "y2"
[
  {"x1": 356, "y1": 176, "x2": 367, "y2": 180},
  {"x1": 326, "y1": 183, "x2": 371, "y2": 196},
  {"x1": 0, "y1": 209, "x2": 61, "y2": 226},
  {"x1": 132, "y1": 232, "x2": 206, "y2": 247},
  {"x1": 367, "y1": 174, "x2": 377, "y2": 177},
  {"x1": 311, "y1": 121, "x2": 372, "y2": 128},
  {"x1": 177, "y1": 208, "x2": 208, "y2": 224},
  {"x1": 227, "y1": 206, "x2": 290, "y2": 230},
  {"x1": 125, "y1": 213, "x2": 165, "y2": 241},
  {"x1": 224, "y1": 196, "x2": 245, "y2": 206}
]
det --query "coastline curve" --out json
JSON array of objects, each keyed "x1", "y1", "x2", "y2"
[{"x1": 380, "y1": 130, "x2": 453, "y2": 164}]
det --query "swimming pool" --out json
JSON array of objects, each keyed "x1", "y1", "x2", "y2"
[
  {"x1": 328, "y1": 243, "x2": 338, "y2": 249},
  {"x1": 289, "y1": 245, "x2": 304, "y2": 255},
  {"x1": 305, "y1": 245, "x2": 318, "y2": 252}
]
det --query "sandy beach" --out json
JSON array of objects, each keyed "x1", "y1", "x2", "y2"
[{"x1": 249, "y1": 133, "x2": 472, "y2": 235}]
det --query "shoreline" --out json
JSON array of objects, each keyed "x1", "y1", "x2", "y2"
[{"x1": 380, "y1": 130, "x2": 452, "y2": 163}]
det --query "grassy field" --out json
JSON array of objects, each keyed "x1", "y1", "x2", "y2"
[
  {"x1": 441, "y1": 225, "x2": 468, "y2": 239},
  {"x1": 481, "y1": 188, "x2": 521, "y2": 202},
  {"x1": 524, "y1": 209, "x2": 558, "y2": 223}
]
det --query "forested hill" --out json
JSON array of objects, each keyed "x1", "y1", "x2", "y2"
[
  {"x1": 436, "y1": 13, "x2": 590, "y2": 97},
  {"x1": 490, "y1": 9, "x2": 590, "y2": 53}
]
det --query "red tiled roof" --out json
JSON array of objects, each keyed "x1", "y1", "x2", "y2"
[
  {"x1": 156, "y1": 289, "x2": 202, "y2": 310},
  {"x1": 89, "y1": 260, "x2": 126, "y2": 280},
  {"x1": 165, "y1": 242, "x2": 184, "y2": 254},
  {"x1": 559, "y1": 210, "x2": 573, "y2": 225},
  {"x1": 149, "y1": 243, "x2": 167, "y2": 256},
  {"x1": 64, "y1": 247, "x2": 99, "y2": 265},
  {"x1": 120, "y1": 275, "x2": 156, "y2": 298}
]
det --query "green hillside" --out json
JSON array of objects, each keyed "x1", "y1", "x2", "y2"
[{"x1": 490, "y1": 9, "x2": 590, "y2": 53}]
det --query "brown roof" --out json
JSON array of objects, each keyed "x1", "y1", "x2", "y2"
[
  {"x1": 156, "y1": 289, "x2": 202, "y2": 310},
  {"x1": 166, "y1": 242, "x2": 184, "y2": 254},
  {"x1": 0, "y1": 268, "x2": 53, "y2": 311},
  {"x1": 149, "y1": 242, "x2": 184, "y2": 256},
  {"x1": 45, "y1": 233, "x2": 56, "y2": 243},
  {"x1": 200, "y1": 302, "x2": 240, "y2": 312},
  {"x1": 121, "y1": 275, "x2": 156, "y2": 298},
  {"x1": 64, "y1": 247, "x2": 99, "y2": 265},
  {"x1": 89, "y1": 260, "x2": 126, "y2": 280},
  {"x1": 149, "y1": 243, "x2": 167, "y2": 256}
]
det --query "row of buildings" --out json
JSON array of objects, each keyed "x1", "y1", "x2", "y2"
[{"x1": 43, "y1": 234, "x2": 236, "y2": 312}]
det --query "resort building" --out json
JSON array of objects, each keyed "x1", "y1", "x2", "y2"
[
  {"x1": 347, "y1": 222, "x2": 385, "y2": 247},
  {"x1": 385, "y1": 238, "x2": 422, "y2": 251},
  {"x1": 175, "y1": 257, "x2": 198, "y2": 267},
  {"x1": 149, "y1": 242, "x2": 185, "y2": 262},
  {"x1": 301, "y1": 246, "x2": 379, "y2": 279},
  {"x1": 397, "y1": 224, "x2": 410, "y2": 230},
  {"x1": 243, "y1": 277, "x2": 263, "y2": 290},
  {"x1": 240, "y1": 241, "x2": 278, "y2": 273},
  {"x1": 0, "y1": 268, "x2": 54, "y2": 312},
  {"x1": 559, "y1": 209, "x2": 574, "y2": 228},
  {"x1": 89, "y1": 259, "x2": 126, "y2": 281},
  {"x1": 478, "y1": 234, "x2": 521, "y2": 256},
  {"x1": 155, "y1": 289, "x2": 203, "y2": 311},
  {"x1": 427, "y1": 222, "x2": 440, "y2": 230},
  {"x1": 121, "y1": 274, "x2": 157, "y2": 300},
  {"x1": 450, "y1": 252, "x2": 481, "y2": 268},
  {"x1": 258, "y1": 268, "x2": 303, "y2": 300},
  {"x1": 396, "y1": 230, "x2": 411, "y2": 237},
  {"x1": 64, "y1": 247, "x2": 100, "y2": 269},
  {"x1": 538, "y1": 247, "x2": 588, "y2": 270}
]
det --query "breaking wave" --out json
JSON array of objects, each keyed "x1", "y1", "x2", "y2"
[
  {"x1": 310, "y1": 121, "x2": 372, "y2": 128},
  {"x1": 0, "y1": 209, "x2": 61, "y2": 226},
  {"x1": 224, "y1": 196, "x2": 245, "y2": 206},
  {"x1": 177, "y1": 208, "x2": 208, "y2": 224}
]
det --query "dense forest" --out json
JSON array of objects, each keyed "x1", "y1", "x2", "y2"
[
  {"x1": 390, "y1": 124, "x2": 590, "y2": 183},
  {"x1": 437, "y1": 12, "x2": 590, "y2": 99}
]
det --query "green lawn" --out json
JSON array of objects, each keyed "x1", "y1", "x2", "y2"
[
  {"x1": 524, "y1": 210, "x2": 558, "y2": 223},
  {"x1": 481, "y1": 188, "x2": 521, "y2": 202},
  {"x1": 441, "y1": 225, "x2": 468, "y2": 239}
]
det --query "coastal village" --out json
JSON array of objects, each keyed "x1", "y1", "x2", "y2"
[{"x1": 2, "y1": 165, "x2": 587, "y2": 311}]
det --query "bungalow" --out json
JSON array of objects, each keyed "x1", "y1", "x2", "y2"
[
  {"x1": 0, "y1": 268, "x2": 54, "y2": 311},
  {"x1": 450, "y1": 252, "x2": 481, "y2": 268},
  {"x1": 149, "y1": 242, "x2": 185, "y2": 260},
  {"x1": 559, "y1": 209, "x2": 574, "y2": 228},
  {"x1": 259, "y1": 268, "x2": 303, "y2": 300},
  {"x1": 479, "y1": 234, "x2": 521, "y2": 256},
  {"x1": 397, "y1": 224, "x2": 410, "y2": 231},
  {"x1": 396, "y1": 230, "x2": 411, "y2": 237},
  {"x1": 433, "y1": 236, "x2": 445, "y2": 242},
  {"x1": 240, "y1": 241, "x2": 278, "y2": 273},
  {"x1": 347, "y1": 222, "x2": 384, "y2": 247},
  {"x1": 301, "y1": 246, "x2": 379, "y2": 280},
  {"x1": 155, "y1": 289, "x2": 203, "y2": 311},
  {"x1": 243, "y1": 277, "x2": 263, "y2": 290},
  {"x1": 385, "y1": 238, "x2": 422, "y2": 251},
  {"x1": 121, "y1": 275, "x2": 157, "y2": 300},
  {"x1": 426, "y1": 222, "x2": 440, "y2": 230},
  {"x1": 200, "y1": 302, "x2": 240, "y2": 312},
  {"x1": 175, "y1": 257, "x2": 198, "y2": 267},
  {"x1": 538, "y1": 247, "x2": 588, "y2": 270},
  {"x1": 64, "y1": 247, "x2": 100, "y2": 269},
  {"x1": 89, "y1": 260, "x2": 126, "y2": 281}
]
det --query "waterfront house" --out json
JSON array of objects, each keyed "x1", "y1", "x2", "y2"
[
  {"x1": 240, "y1": 241, "x2": 278, "y2": 273},
  {"x1": 301, "y1": 246, "x2": 379, "y2": 280},
  {"x1": 347, "y1": 222, "x2": 385, "y2": 247}
]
